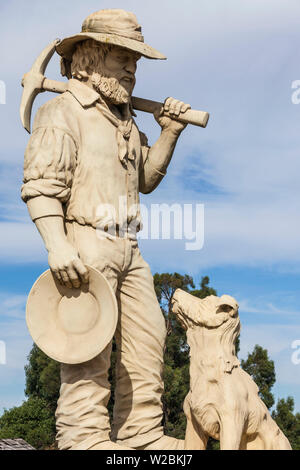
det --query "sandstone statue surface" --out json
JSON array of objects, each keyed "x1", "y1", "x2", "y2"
[
  {"x1": 172, "y1": 289, "x2": 292, "y2": 450},
  {"x1": 20, "y1": 8, "x2": 199, "y2": 451},
  {"x1": 20, "y1": 8, "x2": 291, "y2": 451}
]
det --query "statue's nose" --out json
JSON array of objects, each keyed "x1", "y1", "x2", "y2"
[{"x1": 125, "y1": 59, "x2": 137, "y2": 75}]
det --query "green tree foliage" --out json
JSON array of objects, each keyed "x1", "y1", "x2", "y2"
[
  {"x1": 191, "y1": 276, "x2": 217, "y2": 299},
  {"x1": 0, "y1": 345, "x2": 59, "y2": 449},
  {"x1": 1, "y1": 272, "x2": 298, "y2": 451},
  {"x1": 0, "y1": 397, "x2": 56, "y2": 449},
  {"x1": 25, "y1": 344, "x2": 60, "y2": 413},
  {"x1": 241, "y1": 345, "x2": 276, "y2": 409},
  {"x1": 153, "y1": 272, "x2": 195, "y2": 306},
  {"x1": 272, "y1": 397, "x2": 300, "y2": 450}
]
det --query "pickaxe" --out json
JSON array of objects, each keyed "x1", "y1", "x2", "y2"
[{"x1": 20, "y1": 39, "x2": 210, "y2": 134}]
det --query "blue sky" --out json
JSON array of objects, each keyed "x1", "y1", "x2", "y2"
[{"x1": 0, "y1": 0, "x2": 300, "y2": 415}]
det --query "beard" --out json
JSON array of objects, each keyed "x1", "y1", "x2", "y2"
[{"x1": 91, "y1": 72, "x2": 132, "y2": 105}]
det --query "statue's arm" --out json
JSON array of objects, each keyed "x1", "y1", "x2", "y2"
[
  {"x1": 139, "y1": 97, "x2": 190, "y2": 194},
  {"x1": 33, "y1": 213, "x2": 88, "y2": 289},
  {"x1": 139, "y1": 128, "x2": 180, "y2": 194},
  {"x1": 22, "y1": 127, "x2": 88, "y2": 288}
]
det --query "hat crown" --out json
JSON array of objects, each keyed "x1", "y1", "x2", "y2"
[
  {"x1": 82, "y1": 9, "x2": 144, "y2": 42},
  {"x1": 56, "y1": 8, "x2": 166, "y2": 61}
]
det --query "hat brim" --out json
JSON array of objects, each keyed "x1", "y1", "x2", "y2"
[
  {"x1": 56, "y1": 32, "x2": 166, "y2": 61},
  {"x1": 26, "y1": 266, "x2": 118, "y2": 364}
]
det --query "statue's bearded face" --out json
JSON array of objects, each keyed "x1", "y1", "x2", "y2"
[{"x1": 92, "y1": 46, "x2": 141, "y2": 105}]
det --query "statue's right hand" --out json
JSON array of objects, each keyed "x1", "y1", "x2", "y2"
[{"x1": 48, "y1": 241, "x2": 89, "y2": 289}]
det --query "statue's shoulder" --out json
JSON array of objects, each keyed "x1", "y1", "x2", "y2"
[{"x1": 32, "y1": 91, "x2": 76, "y2": 133}]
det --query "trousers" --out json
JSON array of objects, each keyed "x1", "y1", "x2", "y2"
[{"x1": 55, "y1": 222, "x2": 167, "y2": 450}]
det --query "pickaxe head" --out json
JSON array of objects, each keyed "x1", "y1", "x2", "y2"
[{"x1": 20, "y1": 39, "x2": 61, "y2": 133}]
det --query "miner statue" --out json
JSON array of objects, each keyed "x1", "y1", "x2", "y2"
[{"x1": 20, "y1": 9, "x2": 209, "y2": 450}]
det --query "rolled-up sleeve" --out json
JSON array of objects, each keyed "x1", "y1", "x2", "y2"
[{"x1": 21, "y1": 127, "x2": 77, "y2": 204}]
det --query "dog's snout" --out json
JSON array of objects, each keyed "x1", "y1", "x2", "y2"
[
  {"x1": 172, "y1": 288, "x2": 184, "y2": 304},
  {"x1": 171, "y1": 297, "x2": 180, "y2": 314}
]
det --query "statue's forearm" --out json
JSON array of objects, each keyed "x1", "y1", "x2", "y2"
[
  {"x1": 26, "y1": 196, "x2": 88, "y2": 288},
  {"x1": 140, "y1": 129, "x2": 180, "y2": 194},
  {"x1": 34, "y1": 216, "x2": 69, "y2": 252},
  {"x1": 26, "y1": 196, "x2": 68, "y2": 252},
  {"x1": 148, "y1": 128, "x2": 180, "y2": 175}
]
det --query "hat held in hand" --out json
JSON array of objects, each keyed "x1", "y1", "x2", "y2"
[{"x1": 26, "y1": 266, "x2": 118, "y2": 364}]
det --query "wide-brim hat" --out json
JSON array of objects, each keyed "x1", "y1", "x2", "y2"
[
  {"x1": 56, "y1": 9, "x2": 166, "y2": 61},
  {"x1": 26, "y1": 266, "x2": 118, "y2": 364}
]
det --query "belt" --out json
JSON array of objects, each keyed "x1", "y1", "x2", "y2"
[{"x1": 102, "y1": 223, "x2": 140, "y2": 239}]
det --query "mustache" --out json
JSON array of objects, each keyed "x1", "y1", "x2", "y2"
[
  {"x1": 120, "y1": 74, "x2": 136, "y2": 86},
  {"x1": 91, "y1": 73, "x2": 131, "y2": 105}
]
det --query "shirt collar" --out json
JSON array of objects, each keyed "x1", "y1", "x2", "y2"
[
  {"x1": 67, "y1": 78, "x2": 137, "y2": 117},
  {"x1": 67, "y1": 79, "x2": 100, "y2": 108}
]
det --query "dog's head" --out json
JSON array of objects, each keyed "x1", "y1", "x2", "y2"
[{"x1": 171, "y1": 289, "x2": 239, "y2": 330}]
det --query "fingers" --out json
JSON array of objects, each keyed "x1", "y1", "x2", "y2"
[
  {"x1": 66, "y1": 266, "x2": 81, "y2": 289},
  {"x1": 164, "y1": 97, "x2": 191, "y2": 117},
  {"x1": 53, "y1": 269, "x2": 64, "y2": 286},
  {"x1": 73, "y1": 258, "x2": 89, "y2": 284},
  {"x1": 60, "y1": 270, "x2": 73, "y2": 289},
  {"x1": 51, "y1": 260, "x2": 89, "y2": 289},
  {"x1": 181, "y1": 102, "x2": 191, "y2": 113},
  {"x1": 163, "y1": 97, "x2": 172, "y2": 113}
]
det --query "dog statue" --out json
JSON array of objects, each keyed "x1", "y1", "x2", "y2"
[{"x1": 171, "y1": 289, "x2": 292, "y2": 450}]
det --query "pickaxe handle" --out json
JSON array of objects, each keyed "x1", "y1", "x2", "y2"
[
  {"x1": 20, "y1": 39, "x2": 210, "y2": 133},
  {"x1": 41, "y1": 79, "x2": 210, "y2": 129},
  {"x1": 132, "y1": 97, "x2": 209, "y2": 128}
]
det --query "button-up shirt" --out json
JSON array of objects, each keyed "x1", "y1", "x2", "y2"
[{"x1": 21, "y1": 79, "x2": 166, "y2": 236}]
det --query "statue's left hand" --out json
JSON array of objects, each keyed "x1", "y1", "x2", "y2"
[{"x1": 154, "y1": 97, "x2": 191, "y2": 135}]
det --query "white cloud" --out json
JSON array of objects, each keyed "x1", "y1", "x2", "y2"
[
  {"x1": 238, "y1": 299, "x2": 300, "y2": 318},
  {"x1": 0, "y1": 294, "x2": 27, "y2": 320},
  {"x1": 239, "y1": 323, "x2": 300, "y2": 411},
  {"x1": 240, "y1": 324, "x2": 300, "y2": 359},
  {"x1": 1, "y1": 0, "x2": 300, "y2": 415},
  {"x1": 2, "y1": 0, "x2": 300, "y2": 268}
]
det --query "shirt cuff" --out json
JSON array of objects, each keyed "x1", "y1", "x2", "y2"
[{"x1": 26, "y1": 196, "x2": 64, "y2": 222}]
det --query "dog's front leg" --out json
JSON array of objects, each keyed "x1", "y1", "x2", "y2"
[
  {"x1": 219, "y1": 417, "x2": 244, "y2": 450},
  {"x1": 184, "y1": 397, "x2": 208, "y2": 450}
]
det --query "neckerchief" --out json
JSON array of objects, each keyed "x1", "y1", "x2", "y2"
[{"x1": 95, "y1": 98, "x2": 136, "y2": 165}]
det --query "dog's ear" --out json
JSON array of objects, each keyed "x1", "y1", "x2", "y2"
[
  {"x1": 192, "y1": 295, "x2": 238, "y2": 328},
  {"x1": 217, "y1": 295, "x2": 239, "y2": 318}
]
